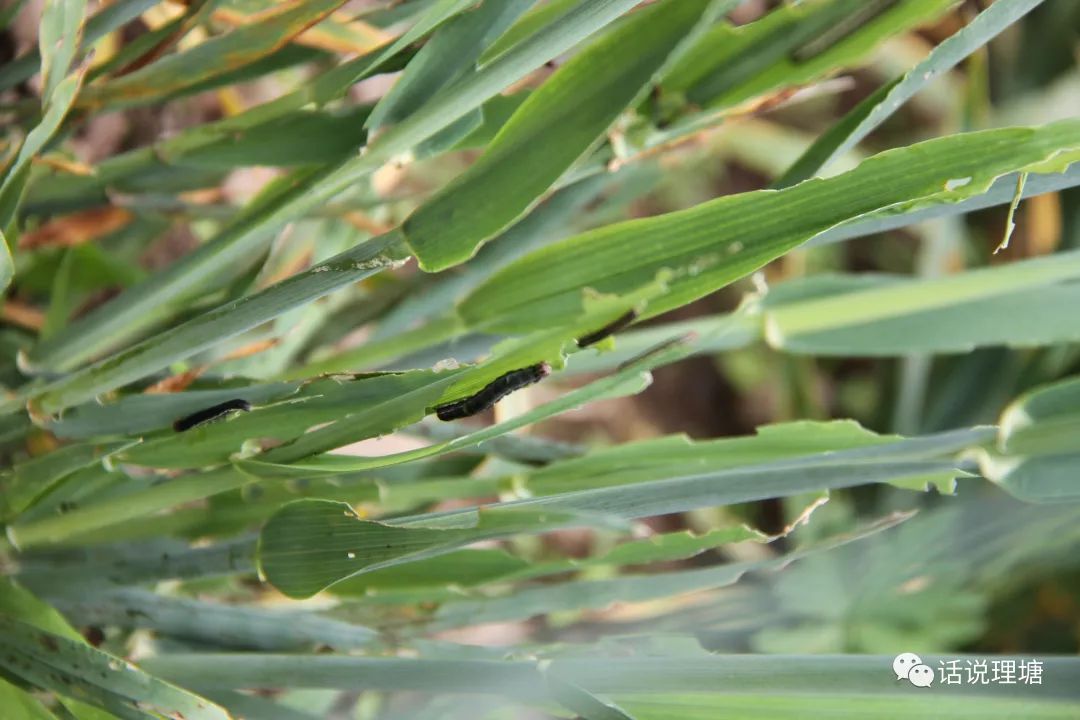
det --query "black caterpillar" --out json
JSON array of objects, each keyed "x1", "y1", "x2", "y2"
[
  {"x1": 172, "y1": 398, "x2": 252, "y2": 432},
  {"x1": 576, "y1": 310, "x2": 638, "y2": 348},
  {"x1": 435, "y1": 363, "x2": 550, "y2": 421}
]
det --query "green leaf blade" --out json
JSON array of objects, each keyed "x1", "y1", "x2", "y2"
[
  {"x1": 403, "y1": 0, "x2": 731, "y2": 271},
  {"x1": 459, "y1": 122, "x2": 1080, "y2": 332}
]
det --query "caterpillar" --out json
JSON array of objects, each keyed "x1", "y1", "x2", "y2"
[
  {"x1": 435, "y1": 363, "x2": 550, "y2": 421},
  {"x1": 616, "y1": 333, "x2": 696, "y2": 372},
  {"x1": 790, "y1": 0, "x2": 900, "y2": 63},
  {"x1": 576, "y1": 310, "x2": 639, "y2": 348},
  {"x1": 172, "y1": 398, "x2": 252, "y2": 432}
]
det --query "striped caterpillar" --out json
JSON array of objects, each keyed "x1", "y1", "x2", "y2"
[
  {"x1": 576, "y1": 310, "x2": 638, "y2": 348},
  {"x1": 435, "y1": 363, "x2": 550, "y2": 421},
  {"x1": 172, "y1": 398, "x2": 252, "y2": 432}
]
